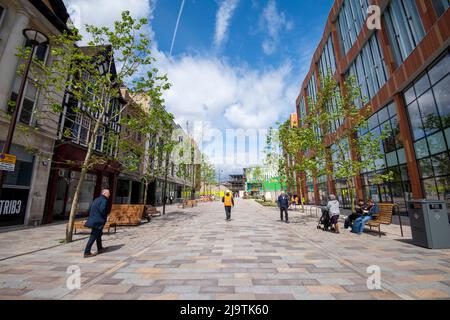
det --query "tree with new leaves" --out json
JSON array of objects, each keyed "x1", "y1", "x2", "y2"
[
  {"x1": 140, "y1": 103, "x2": 176, "y2": 206},
  {"x1": 308, "y1": 70, "x2": 393, "y2": 210},
  {"x1": 12, "y1": 11, "x2": 171, "y2": 242},
  {"x1": 200, "y1": 155, "x2": 216, "y2": 195},
  {"x1": 267, "y1": 116, "x2": 326, "y2": 212}
]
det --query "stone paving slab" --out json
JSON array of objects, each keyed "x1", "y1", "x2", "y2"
[{"x1": 0, "y1": 199, "x2": 449, "y2": 300}]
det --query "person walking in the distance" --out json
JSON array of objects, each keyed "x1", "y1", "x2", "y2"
[
  {"x1": 84, "y1": 189, "x2": 111, "y2": 258},
  {"x1": 222, "y1": 191, "x2": 234, "y2": 221},
  {"x1": 278, "y1": 192, "x2": 290, "y2": 223}
]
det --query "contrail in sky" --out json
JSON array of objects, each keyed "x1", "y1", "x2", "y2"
[{"x1": 170, "y1": 0, "x2": 186, "y2": 56}]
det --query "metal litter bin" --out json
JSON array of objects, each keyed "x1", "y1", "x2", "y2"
[{"x1": 408, "y1": 200, "x2": 450, "y2": 249}]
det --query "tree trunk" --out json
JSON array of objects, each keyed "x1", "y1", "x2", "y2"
[
  {"x1": 347, "y1": 178, "x2": 356, "y2": 213},
  {"x1": 162, "y1": 153, "x2": 169, "y2": 215},
  {"x1": 66, "y1": 111, "x2": 105, "y2": 243},
  {"x1": 298, "y1": 178, "x2": 305, "y2": 213}
]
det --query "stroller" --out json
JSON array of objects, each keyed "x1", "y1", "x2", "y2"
[{"x1": 317, "y1": 206, "x2": 332, "y2": 231}]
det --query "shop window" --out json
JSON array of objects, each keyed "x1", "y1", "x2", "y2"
[
  {"x1": 8, "y1": 77, "x2": 38, "y2": 126},
  {"x1": 427, "y1": 132, "x2": 446, "y2": 155},
  {"x1": 404, "y1": 51, "x2": 450, "y2": 206},
  {"x1": 414, "y1": 139, "x2": 429, "y2": 159},
  {"x1": 433, "y1": 74, "x2": 450, "y2": 128},
  {"x1": 429, "y1": 54, "x2": 450, "y2": 85},
  {"x1": 418, "y1": 90, "x2": 440, "y2": 136}
]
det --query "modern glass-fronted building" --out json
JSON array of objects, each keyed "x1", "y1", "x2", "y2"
[{"x1": 294, "y1": 0, "x2": 450, "y2": 214}]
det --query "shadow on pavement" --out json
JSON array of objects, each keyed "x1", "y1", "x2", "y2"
[{"x1": 102, "y1": 244, "x2": 124, "y2": 253}]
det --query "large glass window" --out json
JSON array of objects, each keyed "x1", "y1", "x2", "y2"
[
  {"x1": 384, "y1": 0, "x2": 425, "y2": 67},
  {"x1": 360, "y1": 102, "x2": 411, "y2": 214},
  {"x1": 432, "y1": 0, "x2": 450, "y2": 17},
  {"x1": 316, "y1": 175, "x2": 328, "y2": 205},
  {"x1": 346, "y1": 32, "x2": 388, "y2": 108},
  {"x1": 298, "y1": 96, "x2": 307, "y2": 126},
  {"x1": 326, "y1": 86, "x2": 344, "y2": 133},
  {"x1": 405, "y1": 50, "x2": 450, "y2": 211},
  {"x1": 306, "y1": 74, "x2": 317, "y2": 103},
  {"x1": 318, "y1": 36, "x2": 337, "y2": 78},
  {"x1": 337, "y1": 0, "x2": 370, "y2": 54}
]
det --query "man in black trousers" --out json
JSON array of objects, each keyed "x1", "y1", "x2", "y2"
[
  {"x1": 84, "y1": 189, "x2": 111, "y2": 258},
  {"x1": 278, "y1": 192, "x2": 290, "y2": 223}
]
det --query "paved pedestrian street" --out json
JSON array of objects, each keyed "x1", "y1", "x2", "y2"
[{"x1": 1, "y1": 199, "x2": 450, "y2": 300}]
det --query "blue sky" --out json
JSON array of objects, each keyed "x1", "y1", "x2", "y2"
[
  {"x1": 154, "y1": 0, "x2": 333, "y2": 74},
  {"x1": 66, "y1": 0, "x2": 334, "y2": 177}
]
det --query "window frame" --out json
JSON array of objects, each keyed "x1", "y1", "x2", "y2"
[{"x1": 9, "y1": 77, "x2": 39, "y2": 126}]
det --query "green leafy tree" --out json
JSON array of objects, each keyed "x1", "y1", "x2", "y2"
[
  {"x1": 13, "y1": 11, "x2": 171, "y2": 242},
  {"x1": 309, "y1": 71, "x2": 393, "y2": 210}
]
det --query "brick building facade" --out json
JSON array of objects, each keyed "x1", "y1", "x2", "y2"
[{"x1": 294, "y1": 0, "x2": 449, "y2": 214}]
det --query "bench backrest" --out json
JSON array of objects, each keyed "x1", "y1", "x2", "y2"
[
  {"x1": 109, "y1": 204, "x2": 145, "y2": 221},
  {"x1": 374, "y1": 203, "x2": 396, "y2": 225}
]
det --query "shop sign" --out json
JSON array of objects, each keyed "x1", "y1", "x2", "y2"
[
  {"x1": 0, "y1": 153, "x2": 16, "y2": 172},
  {"x1": 0, "y1": 188, "x2": 29, "y2": 227}
]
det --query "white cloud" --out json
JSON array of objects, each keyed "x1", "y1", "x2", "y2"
[
  {"x1": 64, "y1": 0, "x2": 153, "y2": 41},
  {"x1": 214, "y1": 0, "x2": 240, "y2": 48},
  {"x1": 260, "y1": 0, "x2": 293, "y2": 55},
  {"x1": 63, "y1": 0, "x2": 299, "y2": 168},
  {"x1": 157, "y1": 55, "x2": 297, "y2": 131}
]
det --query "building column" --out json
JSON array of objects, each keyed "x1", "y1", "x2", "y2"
[
  {"x1": 94, "y1": 170, "x2": 103, "y2": 199},
  {"x1": 0, "y1": 10, "x2": 29, "y2": 112},
  {"x1": 44, "y1": 167, "x2": 59, "y2": 224},
  {"x1": 349, "y1": 134, "x2": 364, "y2": 202},
  {"x1": 313, "y1": 176, "x2": 320, "y2": 205}
]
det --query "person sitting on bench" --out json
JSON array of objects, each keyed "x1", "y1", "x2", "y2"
[
  {"x1": 351, "y1": 199, "x2": 379, "y2": 234},
  {"x1": 344, "y1": 199, "x2": 365, "y2": 230}
]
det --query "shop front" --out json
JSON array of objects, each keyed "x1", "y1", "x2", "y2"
[
  {"x1": 0, "y1": 144, "x2": 34, "y2": 227},
  {"x1": 115, "y1": 174, "x2": 143, "y2": 205},
  {"x1": 43, "y1": 143, "x2": 120, "y2": 224}
]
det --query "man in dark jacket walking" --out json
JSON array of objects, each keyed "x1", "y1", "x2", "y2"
[
  {"x1": 278, "y1": 192, "x2": 290, "y2": 223},
  {"x1": 84, "y1": 189, "x2": 111, "y2": 258}
]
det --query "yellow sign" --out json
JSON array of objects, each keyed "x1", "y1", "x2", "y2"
[
  {"x1": 0, "y1": 153, "x2": 17, "y2": 172},
  {"x1": 290, "y1": 113, "x2": 298, "y2": 128}
]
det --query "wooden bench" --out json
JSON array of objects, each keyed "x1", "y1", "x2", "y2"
[
  {"x1": 144, "y1": 205, "x2": 161, "y2": 221},
  {"x1": 72, "y1": 217, "x2": 117, "y2": 235},
  {"x1": 178, "y1": 200, "x2": 197, "y2": 208},
  {"x1": 108, "y1": 204, "x2": 145, "y2": 226},
  {"x1": 366, "y1": 203, "x2": 404, "y2": 237}
]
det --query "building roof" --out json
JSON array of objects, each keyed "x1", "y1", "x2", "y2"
[{"x1": 29, "y1": 0, "x2": 70, "y2": 33}]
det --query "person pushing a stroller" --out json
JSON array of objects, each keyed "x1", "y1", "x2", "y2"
[{"x1": 317, "y1": 194, "x2": 341, "y2": 234}]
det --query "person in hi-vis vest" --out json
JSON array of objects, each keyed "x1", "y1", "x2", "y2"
[{"x1": 222, "y1": 191, "x2": 235, "y2": 221}]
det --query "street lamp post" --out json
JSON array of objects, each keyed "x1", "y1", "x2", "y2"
[{"x1": 0, "y1": 29, "x2": 49, "y2": 194}]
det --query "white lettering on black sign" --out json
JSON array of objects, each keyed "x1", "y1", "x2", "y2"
[{"x1": 0, "y1": 200, "x2": 22, "y2": 215}]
